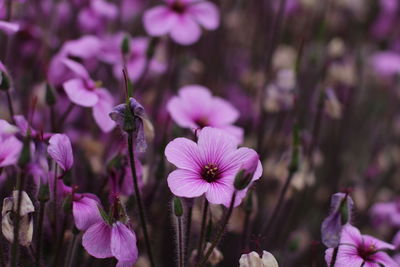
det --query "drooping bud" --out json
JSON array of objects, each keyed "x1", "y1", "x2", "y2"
[
  {"x1": 173, "y1": 197, "x2": 183, "y2": 217},
  {"x1": 239, "y1": 250, "x2": 279, "y2": 267},
  {"x1": 234, "y1": 153, "x2": 259, "y2": 190},
  {"x1": 18, "y1": 137, "x2": 31, "y2": 167},
  {"x1": 1, "y1": 191, "x2": 35, "y2": 246},
  {"x1": 321, "y1": 192, "x2": 354, "y2": 248}
]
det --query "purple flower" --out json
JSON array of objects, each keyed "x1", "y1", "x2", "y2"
[
  {"x1": 165, "y1": 127, "x2": 262, "y2": 207},
  {"x1": 167, "y1": 85, "x2": 243, "y2": 143},
  {"x1": 82, "y1": 220, "x2": 138, "y2": 266},
  {"x1": 0, "y1": 134, "x2": 22, "y2": 168},
  {"x1": 325, "y1": 224, "x2": 397, "y2": 267},
  {"x1": 321, "y1": 192, "x2": 354, "y2": 248},
  {"x1": 78, "y1": 0, "x2": 118, "y2": 33},
  {"x1": 143, "y1": 0, "x2": 219, "y2": 45},
  {"x1": 0, "y1": 21, "x2": 20, "y2": 35},
  {"x1": 370, "y1": 51, "x2": 400, "y2": 77},
  {"x1": 370, "y1": 199, "x2": 400, "y2": 227},
  {"x1": 47, "y1": 134, "x2": 74, "y2": 171},
  {"x1": 62, "y1": 59, "x2": 116, "y2": 132}
]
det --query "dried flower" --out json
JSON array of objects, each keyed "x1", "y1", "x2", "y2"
[{"x1": 239, "y1": 251, "x2": 279, "y2": 267}]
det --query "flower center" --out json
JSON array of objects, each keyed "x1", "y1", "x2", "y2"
[
  {"x1": 202, "y1": 163, "x2": 219, "y2": 182},
  {"x1": 358, "y1": 244, "x2": 377, "y2": 261},
  {"x1": 170, "y1": 1, "x2": 186, "y2": 13},
  {"x1": 195, "y1": 117, "x2": 209, "y2": 128}
]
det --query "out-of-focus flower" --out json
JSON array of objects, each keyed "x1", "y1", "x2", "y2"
[
  {"x1": 0, "y1": 119, "x2": 18, "y2": 140},
  {"x1": 393, "y1": 230, "x2": 400, "y2": 249},
  {"x1": 0, "y1": 21, "x2": 20, "y2": 35},
  {"x1": 48, "y1": 133, "x2": 74, "y2": 171},
  {"x1": 143, "y1": 0, "x2": 219, "y2": 45},
  {"x1": 370, "y1": 51, "x2": 400, "y2": 77},
  {"x1": 82, "y1": 219, "x2": 138, "y2": 266},
  {"x1": 62, "y1": 59, "x2": 115, "y2": 132},
  {"x1": 272, "y1": 45, "x2": 296, "y2": 70},
  {"x1": 321, "y1": 192, "x2": 353, "y2": 248},
  {"x1": 167, "y1": 85, "x2": 243, "y2": 143},
  {"x1": 370, "y1": 0, "x2": 398, "y2": 39},
  {"x1": 264, "y1": 84, "x2": 295, "y2": 113},
  {"x1": 1, "y1": 191, "x2": 35, "y2": 246},
  {"x1": 327, "y1": 60, "x2": 356, "y2": 86},
  {"x1": 239, "y1": 251, "x2": 279, "y2": 267},
  {"x1": 164, "y1": 127, "x2": 262, "y2": 207},
  {"x1": 190, "y1": 242, "x2": 223, "y2": 265},
  {"x1": 0, "y1": 134, "x2": 22, "y2": 168},
  {"x1": 78, "y1": 0, "x2": 118, "y2": 33},
  {"x1": 327, "y1": 38, "x2": 346, "y2": 59},
  {"x1": 324, "y1": 88, "x2": 343, "y2": 119},
  {"x1": 370, "y1": 199, "x2": 400, "y2": 227},
  {"x1": 325, "y1": 224, "x2": 397, "y2": 266},
  {"x1": 109, "y1": 97, "x2": 154, "y2": 152}
]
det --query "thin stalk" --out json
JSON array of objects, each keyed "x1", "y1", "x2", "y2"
[
  {"x1": 65, "y1": 231, "x2": 79, "y2": 267},
  {"x1": 127, "y1": 132, "x2": 155, "y2": 267},
  {"x1": 58, "y1": 103, "x2": 74, "y2": 128},
  {"x1": 241, "y1": 193, "x2": 252, "y2": 251},
  {"x1": 197, "y1": 192, "x2": 237, "y2": 267},
  {"x1": 52, "y1": 166, "x2": 58, "y2": 236},
  {"x1": 50, "y1": 105, "x2": 56, "y2": 132},
  {"x1": 5, "y1": 91, "x2": 16, "y2": 124},
  {"x1": 177, "y1": 217, "x2": 184, "y2": 267},
  {"x1": 184, "y1": 205, "x2": 193, "y2": 262},
  {"x1": 35, "y1": 200, "x2": 46, "y2": 267},
  {"x1": 0, "y1": 235, "x2": 6, "y2": 267},
  {"x1": 53, "y1": 213, "x2": 69, "y2": 266},
  {"x1": 10, "y1": 172, "x2": 26, "y2": 267},
  {"x1": 196, "y1": 199, "x2": 209, "y2": 261},
  {"x1": 329, "y1": 246, "x2": 339, "y2": 267}
]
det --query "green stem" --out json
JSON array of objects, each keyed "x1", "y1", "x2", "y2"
[
  {"x1": 65, "y1": 230, "x2": 79, "y2": 267},
  {"x1": 185, "y1": 205, "x2": 193, "y2": 263},
  {"x1": 197, "y1": 192, "x2": 237, "y2": 267},
  {"x1": 177, "y1": 217, "x2": 184, "y2": 267},
  {"x1": 127, "y1": 132, "x2": 155, "y2": 267},
  {"x1": 196, "y1": 199, "x2": 208, "y2": 261}
]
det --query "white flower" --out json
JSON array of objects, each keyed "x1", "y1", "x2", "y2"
[{"x1": 239, "y1": 251, "x2": 279, "y2": 267}]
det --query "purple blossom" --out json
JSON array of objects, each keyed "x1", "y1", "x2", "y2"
[
  {"x1": 370, "y1": 51, "x2": 400, "y2": 77},
  {"x1": 0, "y1": 21, "x2": 20, "y2": 35},
  {"x1": 143, "y1": 0, "x2": 219, "y2": 45},
  {"x1": 0, "y1": 123, "x2": 22, "y2": 167},
  {"x1": 370, "y1": 199, "x2": 400, "y2": 227},
  {"x1": 82, "y1": 220, "x2": 138, "y2": 266},
  {"x1": 47, "y1": 134, "x2": 74, "y2": 171},
  {"x1": 321, "y1": 192, "x2": 354, "y2": 248},
  {"x1": 165, "y1": 127, "x2": 262, "y2": 207},
  {"x1": 167, "y1": 85, "x2": 244, "y2": 143},
  {"x1": 325, "y1": 224, "x2": 397, "y2": 267}
]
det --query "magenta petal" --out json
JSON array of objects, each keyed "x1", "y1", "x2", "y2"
[
  {"x1": 82, "y1": 221, "x2": 113, "y2": 259},
  {"x1": 64, "y1": 79, "x2": 99, "y2": 107},
  {"x1": 209, "y1": 97, "x2": 240, "y2": 126},
  {"x1": 63, "y1": 36, "x2": 101, "y2": 59},
  {"x1": 111, "y1": 222, "x2": 138, "y2": 262},
  {"x1": 0, "y1": 120, "x2": 18, "y2": 140},
  {"x1": 188, "y1": 1, "x2": 220, "y2": 30},
  {"x1": 205, "y1": 177, "x2": 235, "y2": 206},
  {"x1": 217, "y1": 125, "x2": 244, "y2": 144},
  {"x1": 0, "y1": 136, "x2": 22, "y2": 167},
  {"x1": 47, "y1": 134, "x2": 74, "y2": 171},
  {"x1": 197, "y1": 127, "x2": 237, "y2": 165},
  {"x1": 116, "y1": 260, "x2": 135, "y2": 267},
  {"x1": 370, "y1": 252, "x2": 399, "y2": 267},
  {"x1": 166, "y1": 96, "x2": 198, "y2": 128},
  {"x1": 73, "y1": 196, "x2": 102, "y2": 231},
  {"x1": 340, "y1": 224, "x2": 362, "y2": 246},
  {"x1": 165, "y1": 137, "x2": 201, "y2": 170},
  {"x1": 0, "y1": 21, "x2": 20, "y2": 35},
  {"x1": 362, "y1": 235, "x2": 395, "y2": 250},
  {"x1": 333, "y1": 245, "x2": 363, "y2": 267},
  {"x1": 62, "y1": 58, "x2": 90, "y2": 80},
  {"x1": 170, "y1": 14, "x2": 201, "y2": 45},
  {"x1": 143, "y1": 6, "x2": 178, "y2": 36},
  {"x1": 92, "y1": 89, "x2": 115, "y2": 133},
  {"x1": 167, "y1": 169, "x2": 209, "y2": 198}
]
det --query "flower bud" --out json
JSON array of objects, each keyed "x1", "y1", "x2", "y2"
[
  {"x1": 234, "y1": 153, "x2": 259, "y2": 190},
  {"x1": 45, "y1": 83, "x2": 57, "y2": 106},
  {"x1": 0, "y1": 70, "x2": 10, "y2": 91},
  {"x1": 1, "y1": 191, "x2": 35, "y2": 246},
  {"x1": 321, "y1": 192, "x2": 354, "y2": 248},
  {"x1": 239, "y1": 251, "x2": 279, "y2": 267},
  {"x1": 173, "y1": 197, "x2": 183, "y2": 217},
  {"x1": 18, "y1": 137, "x2": 31, "y2": 167},
  {"x1": 121, "y1": 35, "x2": 130, "y2": 55}
]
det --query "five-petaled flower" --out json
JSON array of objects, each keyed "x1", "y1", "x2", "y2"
[{"x1": 165, "y1": 127, "x2": 262, "y2": 207}]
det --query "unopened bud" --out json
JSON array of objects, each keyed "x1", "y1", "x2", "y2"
[
  {"x1": 63, "y1": 195, "x2": 72, "y2": 213},
  {"x1": 45, "y1": 83, "x2": 57, "y2": 106},
  {"x1": 121, "y1": 35, "x2": 130, "y2": 55},
  {"x1": 234, "y1": 153, "x2": 259, "y2": 190},
  {"x1": 146, "y1": 38, "x2": 159, "y2": 59},
  {"x1": 38, "y1": 183, "x2": 50, "y2": 202},
  {"x1": 0, "y1": 71, "x2": 10, "y2": 91},
  {"x1": 173, "y1": 197, "x2": 183, "y2": 217},
  {"x1": 18, "y1": 137, "x2": 31, "y2": 167}
]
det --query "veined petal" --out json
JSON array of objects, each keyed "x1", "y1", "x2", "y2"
[
  {"x1": 82, "y1": 221, "x2": 113, "y2": 258},
  {"x1": 370, "y1": 252, "x2": 399, "y2": 267},
  {"x1": 362, "y1": 235, "x2": 395, "y2": 250},
  {"x1": 205, "y1": 177, "x2": 235, "y2": 206},
  {"x1": 167, "y1": 169, "x2": 209, "y2": 198},
  {"x1": 47, "y1": 134, "x2": 74, "y2": 171},
  {"x1": 209, "y1": 97, "x2": 239, "y2": 126},
  {"x1": 165, "y1": 137, "x2": 201, "y2": 170},
  {"x1": 170, "y1": 13, "x2": 201, "y2": 45},
  {"x1": 92, "y1": 89, "x2": 115, "y2": 133},
  {"x1": 73, "y1": 196, "x2": 102, "y2": 231},
  {"x1": 0, "y1": 136, "x2": 22, "y2": 168},
  {"x1": 64, "y1": 79, "x2": 99, "y2": 107},
  {"x1": 143, "y1": 6, "x2": 178, "y2": 36},
  {"x1": 111, "y1": 222, "x2": 138, "y2": 262},
  {"x1": 62, "y1": 58, "x2": 90, "y2": 80}
]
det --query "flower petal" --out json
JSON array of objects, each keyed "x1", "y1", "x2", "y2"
[
  {"x1": 188, "y1": 1, "x2": 220, "y2": 30},
  {"x1": 167, "y1": 169, "x2": 209, "y2": 198},
  {"x1": 208, "y1": 97, "x2": 240, "y2": 126},
  {"x1": 62, "y1": 58, "x2": 90, "y2": 80},
  {"x1": 165, "y1": 137, "x2": 201, "y2": 170},
  {"x1": 370, "y1": 252, "x2": 399, "y2": 267},
  {"x1": 92, "y1": 89, "x2": 115, "y2": 133},
  {"x1": 0, "y1": 21, "x2": 20, "y2": 35},
  {"x1": 362, "y1": 235, "x2": 395, "y2": 250},
  {"x1": 64, "y1": 79, "x2": 99, "y2": 107},
  {"x1": 111, "y1": 222, "x2": 138, "y2": 262},
  {"x1": 170, "y1": 14, "x2": 201, "y2": 45},
  {"x1": 82, "y1": 221, "x2": 113, "y2": 258},
  {"x1": 47, "y1": 134, "x2": 74, "y2": 171},
  {"x1": 73, "y1": 196, "x2": 102, "y2": 231},
  {"x1": 205, "y1": 177, "x2": 235, "y2": 206},
  {"x1": 143, "y1": 6, "x2": 178, "y2": 36},
  {"x1": 0, "y1": 136, "x2": 22, "y2": 168}
]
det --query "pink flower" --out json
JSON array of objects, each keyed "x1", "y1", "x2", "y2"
[
  {"x1": 82, "y1": 220, "x2": 138, "y2": 266},
  {"x1": 325, "y1": 224, "x2": 397, "y2": 267},
  {"x1": 370, "y1": 51, "x2": 400, "y2": 77},
  {"x1": 167, "y1": 85, "x2": 244, "y2": 143},
  {"x1": 370, "y1": 199, "x2": 400, "y2": 227},
  {"x1": 165, "y1": 127, "x2": 262, "y2": 207},
  {"x1": 0, "y1": 21, "x2": 20, "y2": 35},
  {"x1": 0, "y1": 136, "x2": 22, "y2": 168},
  {"x1": 143, "y1": 0, "x2": 219, "y2": 45},
  {"x1": 47, "y1": 134, "x2": 74, "y2": 171},
  {"x1": 62, "y1": 59, "x2": 116, "y2": 132}
]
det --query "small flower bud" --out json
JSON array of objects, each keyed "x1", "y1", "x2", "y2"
[
  {"x1": 121, "y1": 35, "x2": 130, "y2": 55},
  {"x1": 45, "y1": 83, "x2": 57, "y2": 106},
  {"x1": 234, "y1": 153, "x2": 259, "y2": 190},
  {"x1": 173, "y1": 197, "x2": 183, "y2": 217},
  {"x1": 0, "y1": 70, "x2": 10, "y2": 91},
  {"x1": 63, "y1": 195, "x2": 73, "y2": 213},
  {"x1": 38, "y1": 183, "x2": 50, "y2": 203},
  {"x1": 18, "y1": 137, "x2": 31, "y2": 167}
]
